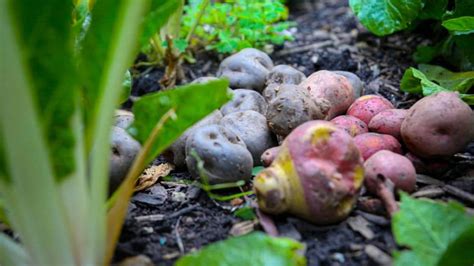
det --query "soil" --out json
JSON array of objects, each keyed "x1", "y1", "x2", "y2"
[{"x1": 114, "y1": 0, "x2": 474, "y2": 265}]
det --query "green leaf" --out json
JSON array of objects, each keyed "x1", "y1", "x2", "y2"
[
  {"x1": 392, "y1": 194, "x2": 474, "y2": 266},
  {"x1": 437, "y1": 222, "x2": 474, "y2": 266},
  {"x1": 8, "y1": 0, "x2": 78, "y2": 180},
  {"x1": 442, "y1": 16, "x2": 474, "y2": 35},
  {"x1": 400, "y1": 67, "x2": 474, "y2": 104},
  {"x1": 418, "y1": 64, "x2": 474, "y2": 93},
  {"x1": 349, "y1": 0, "x2": 424, "y2": 36},
  {"x1": 119, "y1": 70, "x2": 132, "y2": 104},
  {"x1": 252, "y1": 166, "x2": 265, "y2": 176},
  {"x1": 419, "y1": 0, "x2": 448, "y2": 20},
  {"x1": 130, "y1": 79, "x2": 231, "y2": 164},
  {"x1": 176, "y1": 232, "x2": 306, "y2": 266},
  {"x1": 140, "y1": 0, "x2": 180, "y2": 48},
  {"x1": 234, "y1": 206, "x2": 256, "y2": 220}
]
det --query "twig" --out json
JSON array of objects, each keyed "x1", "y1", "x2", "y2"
[
  {"x1": 168, "y1": 204, "x2": 200, "y2": 220},
  {"x1": 275, "y1": 40, "x2": 332, "y2": 56},
  {"x1": 444, "y1": 185, "x2": 474, "y2": 205},
  {"x1": 174, "y1": 216, "x2": 185, "y2": 254}
]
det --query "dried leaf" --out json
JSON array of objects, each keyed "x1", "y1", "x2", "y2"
[{"x1": 134, "y1": 163, "x2": 174, "y2": 192}]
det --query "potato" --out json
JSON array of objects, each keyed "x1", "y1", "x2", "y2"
[
  {"x1": 167, "y1": 110, "x2": 223, "y2": 168},
  {"x1": 262, "y1": 83, "x2": 282, "y2": 102},
  {"x1": 254, "y1": 121, "x2": 364, "y2": 225},
  {"x1": 347, "y1": 95, "x2": 394, "y2": 124},
  {"x1": 185, "y1": 124, "x2": 253, "y2": 184},
  {"x1": 368, "y1": 109, "x2": 407, "y2": 140},
  {"x1": 261, "y1": 146, "x2": 280, "y2": 167},
  {"x1": 405, "y1": 152, "x2": 450, "y2": 176},
  {"x1": 354, "y1": 133, "x2": 402, "y2": 160},
  {"x1": 217, "y1": 48, "x2": 273, "y2": 92},
  {"x1": 332, "y1": 71, "x2": 363, "y2": 99},
  {"x1": 401, "y1": 91, "x2": 474, "y2": 158},
  {"x1": 109, "y1": 126, "x2": 141, "y2": 192},
  {"x1": 364, "y1": 150, "x2": 416, "y2": 216},
  {"x1": 330, "y1": 115, "x2": 368, "y2": 137},
  {"x1": 364, "y1": 150, "x2": 416, "y2": 194},
  {"x1": 220, "y1": 110, "x2": 277, "y2": 165},
  {"x1": 299, "y1": 70, "x2": 355, "y2": 119},
  {"x1": 220, "y1": 89, "x2": 267, "y2": 116},
  {"x1": 266, "y1": 84, "x2": 330, "y2": 136},
  {"x1": 114, "y1": 110, "x2": 134, "y2": 129},
  {"x1": 265, "y1": 65, "x2": 306, "y2": 86}
]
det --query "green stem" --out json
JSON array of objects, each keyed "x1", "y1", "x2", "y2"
[{"x1": 185, "y1": 0, "x2": 210, "y2": 43}]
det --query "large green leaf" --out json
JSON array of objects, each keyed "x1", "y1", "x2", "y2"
[
  {"x1": 442, "y1": 16, "x2": 474, "y2": 35},
  {"x1": 176, "y1": 232, "x2": 306, "y2": 266},
  {"x1": 130, "y1": 79, "x2": 231, "y2": 164},
  {"x1": 349, "y1": 0, "x2": 423, "y2": 36},
  {"x1": 418, "y1": 64, "x2": 474, "y2": 93},
  {"x1": 140, "y1": 0, "x2": 181, "y2": 48},
  {"x1": 400, "y1": 67, "x2": 474, "y2": 104},
  {"x1": 392, "y1": 194, "x2": 474, "y2": 266},
  {"x1": 437, "y1": 222, "x2": 474, "y2": 265},
  {"x1": 8, "y1": 0, "x2": 78, "y2": 180}
]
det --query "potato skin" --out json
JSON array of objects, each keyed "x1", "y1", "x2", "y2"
[
  {"x1": 330, "y1": 115, "x2": 368, "y2": 137},
  {"x1": 347, "y1": 95, "x2": 394, "y2": 125},
  {"x1": 109, "y1": 126, "x2": 141, "y2": 192},
  {"x1": 332, "y1": 71, "x2": 363, "y2": 99},
  {"x1": 300, "y1": 70, "x2": 355, "y2": 119},
  {"x1": 260, "y1": 146, "x2": 280, "y2": 167},
  {"x1": 221, "y1": 89, "x2": 267, "y2": 116},
  {"x1": 354, "y1": 133, "x2": 402, "y2": 160},
  {"x1": 168, "y1": 111, "x2": 223, "y2": 168},
  {"x1": 217, "y1": 48, "x2": 273, "y2": 92},
  {"x1": 266, "y1": 84, "x2": 330, "y2": 136},
  {"x1": 114, "y1": 110, "x2": 134, "y2": 129},
  {"x1": 220, "y1": 110, "x2": 277, "y2": 165},
  {"x1": 266, "y1": 64, "x2": 306, "y2": 86},
  {"x1": 185, "y1": 124, "x2": 253, "y2": 184},
  {"x1": 401, "y1": 91, "x2": 474, "y2": 158},
  {"x1": 405, "y1": 152, "x2": 450, "y2": 176},
  {"x1": 368, "y1": 109, "x2": 407, "y2": 140},
  {"x1": 364, "y1": 150, "x2": 416, "y2": 194},
  {"x1": 254, "y1": 121, "x2": 364, "y2": 225}
]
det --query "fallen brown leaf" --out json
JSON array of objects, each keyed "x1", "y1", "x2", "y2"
[{"x1": 134, "y1": 163, "x2": 174, "y2": 192}]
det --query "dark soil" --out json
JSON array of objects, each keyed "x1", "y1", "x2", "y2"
[{"x1": 114, "y1": 0, "x2": 474, "y2": 265}]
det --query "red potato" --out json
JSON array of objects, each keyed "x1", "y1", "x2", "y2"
[
  {"x1": 299, "y1": 70, "x2": 355, "y2": 119},
  {"x1": 368, "y1": 109, "x2": 407, "y2": 140},
  {"x1": 354, "y1": 133, "x2": 402, "y2": 160},
  {"x1": 365, "y1": 150, "x2": 416, "y2": 193},
  {"x1": 364, "y1": 150, "x2": 416, "y2": 216},
  {"x1": 401, "y1": 91, "x2": 474, "y2": 158},
  {"x1": 347, "y1": 95, "x2": 394, "y2": 125},
  {"x1": 330, "y1": 115, "x2": 368, "y2": 137},
  {"x1": 260, "y1": 146, "x2": 280, "y2": 167},
  {"x1": 254, "y1": 121, "x2": 364, "y2": 225}
]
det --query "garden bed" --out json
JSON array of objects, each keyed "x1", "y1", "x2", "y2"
[{"x1": 114, "y1": 0, "x2": 474, "y2": 265}]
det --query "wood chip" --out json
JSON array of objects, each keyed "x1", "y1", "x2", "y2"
[
  {"x1": 365, "y1": 244, "x2": 392, "y2": 266},
  {"x1": 229, "y1": 220, "x2": 257, "y2": 236},
  {"x1": 444, "y1": 185, "x2": 474, "y2": 205},
  {"x1": 411, "y1": 185, "x2": 445, "y2": 198},
  {"x1": 416, "y1": 174, "x2": 444, "y2": 186},
  {"x1": 119, "y1": 255, "x2": 154, "y2": 266},
  {"x1": 135, "y1": 163, "x2": 174, "y2": 192},
  {"x1": 347, "y1": 216, "x2": 374, "y2": 240},
  {"x1": 134, "y1": 214, "x2": 165, "y2": 222}
]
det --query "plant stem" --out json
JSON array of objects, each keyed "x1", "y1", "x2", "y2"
[{"x1": 185, "y1": 0, "x2": 210, "y2": 43}]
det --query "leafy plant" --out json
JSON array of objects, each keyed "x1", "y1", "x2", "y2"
[
  {"x1": 0, "y1": 0, "x2": 230, "y2": 265},
  {"x1": 400, "y1": 64, "x2": 474, "y2": 104},
  {"x1": 392, "y1": 193, "x2": 474, "y2": 266},
  {"x1": 182, "y1": 0, "x2": 294, "y2": 54},
  {"x1": 176, "y1": 232, "x2": 306, "y2": 266},
  {"x1": 349, "y1": 0, "x2": 474, "y2": 70}
]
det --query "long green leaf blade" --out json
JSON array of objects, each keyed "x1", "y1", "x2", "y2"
[{"x1": 140, "y1": 0, "x2": 181, "y2": 48}]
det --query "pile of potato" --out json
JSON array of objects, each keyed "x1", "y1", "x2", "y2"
[{"x1": 111, "y1": 48, "x2": 474, "y2": 224}]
